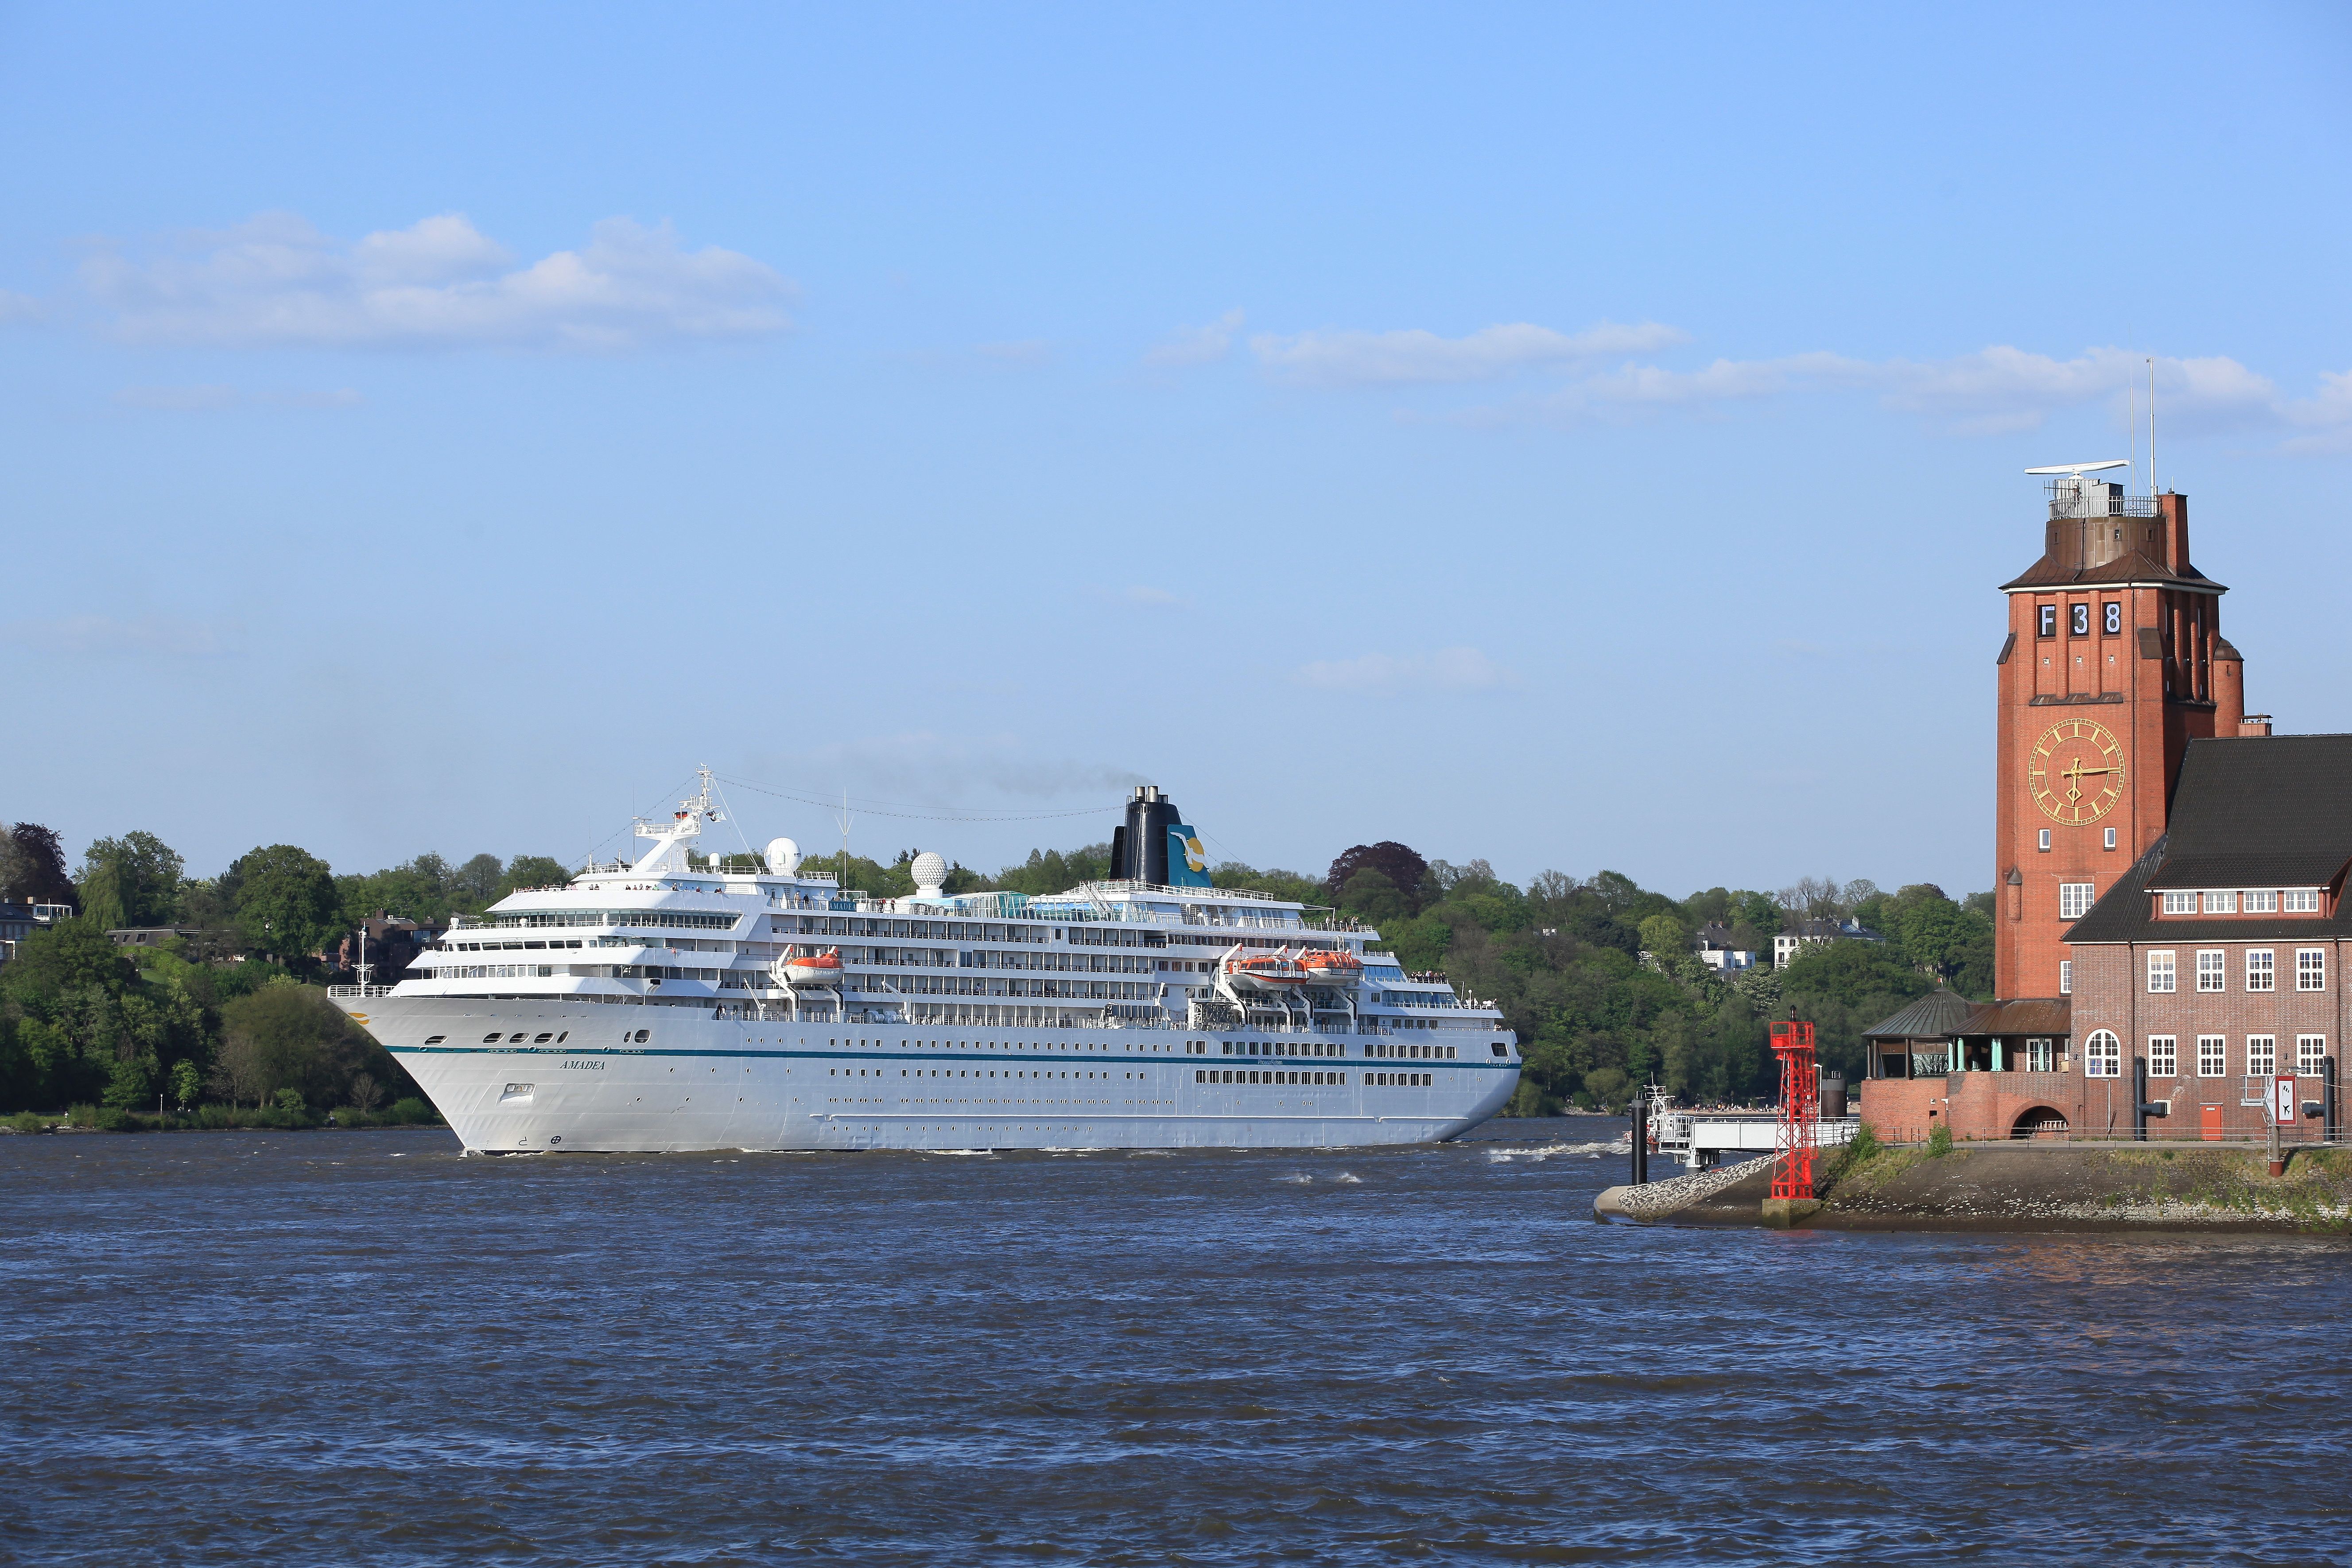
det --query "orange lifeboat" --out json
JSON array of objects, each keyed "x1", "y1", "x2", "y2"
[
  {"x1": 1224, "y1": 949, "x2": 1308, "y2": 990},
  {"x1": 776, "y1": 947, "x2": 845, "y2": 988},
  {"x1": 1299, "y1": 949, "x2": 1364, "y2": 986}
]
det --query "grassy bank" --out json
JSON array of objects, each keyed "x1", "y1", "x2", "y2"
[
  {"x1": 5, "y1": 1098, "x2": 443, "y2": 1134},
  {"x1": 1811, "y1": 1137, "x2": 2352, "y2": 1232}
]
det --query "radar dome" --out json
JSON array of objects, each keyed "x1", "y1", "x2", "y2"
[
  {"x1": 910, "y1": 851, "x2": 949, "y2": 896},
  {"x1": 765, "y1": 837, "x2": 802, "y2": 875}
]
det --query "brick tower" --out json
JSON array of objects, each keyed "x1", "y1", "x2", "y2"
[{"x1": 1993, "y1": 481, "x2": 2260, "y2": 997}]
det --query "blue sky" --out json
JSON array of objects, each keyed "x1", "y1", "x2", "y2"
[{"x1": 4, "y1": 2, "x2": 2348, "y2": 900}]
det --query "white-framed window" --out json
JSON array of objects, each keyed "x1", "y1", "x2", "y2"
[
  {"x1": 2060, "y1": 883, "x2": 2095, "y2": 920},
  {"x1": 2085, "y1": 1030, "x2": 2122, "y2": 1077},
  {"x1": 2148, "y1": 951, "x2": 2176, "y2": 993},
  {"x1": 2059, "y1": 959, "x2": 2073, "y2": 994},
  {"x1": 2197, "y1": 1036, "x2": 2227, "y2": 1077},
  {"x1": 2298, "y1": 1036, "x2": 2328, "y2": 1075},
  {"x1": 2298, "y1": 949, "x2": 2326, "y2": 991},
  {"x1": 2023, "y1": 1037, "x2": 2055, "y2": 1072},
  {"x1": 2205, "y1": 891, "x2": 2237, "y2": 914},
  {"x1": 2247, "y1": 950, "x2": 2275, "y2": 992},
  {"x1": 2284, "y1": 890, "x2": 2320, "y2": 914},
  {"x1": 2245, "y1": 890, "x2": 2278, "y2": 913},
  {"x1": 2162, "y1": 891, "x2": 2196, "y2": 915},
  {"x1": 2104, "y1": 827, "x2": 2118, "y2": 850},
  {"x1": 2147, "y1": 1036, "x2": 2177, "y2": 1077},
  {"x1": 2038, "y1": 829, "x2": 2052, "y2": 851},
  {"x1": 2247, "y1": 1036, "x2": 2277, "y2": 1075},
  {"x1": 2197, "y1": 950, "x2": 2227, "y2": 992}
]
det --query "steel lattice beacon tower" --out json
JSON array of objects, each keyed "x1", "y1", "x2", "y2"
[
  {"x1": 1770, "y1": 1021, "x2": 1818, "y2": 1202},
  {"x1": 1993, "y1": 468, "x2": 2256, "y2": 999}
]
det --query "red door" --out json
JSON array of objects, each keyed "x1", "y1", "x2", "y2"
[{"x1": 2201, "y1": 1104, "x2": 2225, "y2": 1142}]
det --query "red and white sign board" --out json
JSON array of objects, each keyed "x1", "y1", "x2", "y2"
[{"x1": 2274, "y1": 1075, "x2": 2298, "y2": 1126}]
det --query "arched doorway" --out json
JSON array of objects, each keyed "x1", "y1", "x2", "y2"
[{"x1": 2012, "y1": 1105, "x2": 2069, "y2": 1140}]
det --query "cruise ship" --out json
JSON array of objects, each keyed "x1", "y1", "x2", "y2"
[{"x1": 331, "y1": 774, "x2": 1520, "y2": 1153}]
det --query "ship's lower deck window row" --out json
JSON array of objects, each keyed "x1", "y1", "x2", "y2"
[{"x1": 1198, "y1": 1069, "x2": 1353, "y2": 1085}]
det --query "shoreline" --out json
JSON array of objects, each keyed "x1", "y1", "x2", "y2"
[{"x1": 1598, "y1": 1143, "x2": 2352, "y2": 1234}]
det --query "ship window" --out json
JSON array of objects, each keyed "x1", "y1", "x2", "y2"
[
  {"x1": 634, "y1": 1029, "x2": 649, "y2": 1043},
  {"x1": 483, "y1": 1032, "x2": 501, "y2": 1043},
  {"x1": 507, "y1": 1032, "x2": 527, "y2": 1043},
  {"x1": 1492, "y1": 1043, "x2": 1508, "y2": 1056},
  {"x1": 425, "y1": 1035, "x2": 445, "y2": 1044},
  {"x1": 533, "y1": 1032, "x2": 553, "y2": 1043}
]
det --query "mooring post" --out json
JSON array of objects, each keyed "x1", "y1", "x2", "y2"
[{"x1": 1630, "y1": 1091, "x2": 1649, "y2": 1185}]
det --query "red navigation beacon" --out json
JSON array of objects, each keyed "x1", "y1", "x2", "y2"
[{"x1": 1769, "y1": 1021, "x2": 1820, "y2": 1202}]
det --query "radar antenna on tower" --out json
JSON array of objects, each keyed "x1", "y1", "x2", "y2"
[{"x1": 2023, "y1": 460, "x2": 2130, "y2": 477}]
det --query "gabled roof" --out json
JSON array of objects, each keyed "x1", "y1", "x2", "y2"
[{"x1": 2067, "y1": 735, "x2": 2352, "y2": 944}]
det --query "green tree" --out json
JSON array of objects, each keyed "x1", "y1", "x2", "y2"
[
  {"x1": 169, "y1": 1058, "x2": 202, "y2": 1110},
  {"x1": 228, "y1": 846, "x2": 339, "y2": 965},
  {"x1": 102, "y1": 1053, "x2": 154, "y2": 1110},
  {"x1": 76, "y1": 831, "x2": 186, "y2": 930},
  {"x1": 497, "y1": 856, "x2": 573, "y2": 897},
  {"x1": 1637, "y1": 913, "x2": 1691, "y2": 959},
  {"x1": 1336, "y1": 868, "x2": 1409, "y2": 926},
  {"x1": 451, "y1": 854, "x2": 505, "y2": 905},
  {"x1": 214, "y1": 983, "x2": 379, "y2": 1108}
]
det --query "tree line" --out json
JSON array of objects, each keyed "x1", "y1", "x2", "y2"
[
  {"x1": 2, "y1": 815, "x2": 1993, "y2": 1121},
  {"x1": 0, "y1": 822, "x2": 571, "y2": 1122}
]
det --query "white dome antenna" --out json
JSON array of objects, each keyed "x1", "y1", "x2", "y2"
[
  {"x1": 910, "y1": 851, "x2": 948, "y2": 898},
  {"x1": 765, "y1": 837, "x2": 801, "y2": 875}
]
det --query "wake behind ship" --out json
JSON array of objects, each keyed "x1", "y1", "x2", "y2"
[{"x1": 330, "y1": 776, "x2": 1520, "y2": 1153}]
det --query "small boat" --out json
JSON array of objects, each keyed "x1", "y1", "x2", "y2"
[
  {"x1": 773, "y1": 947, "x2": 845, "y2": 988},
  {"x1": 1224, "y1": 949, "x2": 1308, "y2": 990},
  {"x1": 1298, "y1": 949, "x2": 1364, "y2": 986}
]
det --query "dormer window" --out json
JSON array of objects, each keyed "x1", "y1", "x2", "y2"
[
  {"x1": 2284, "y1": 890, "x2": 2320, "y2": 913},
  {"x1": 2245, "y1": 890, "x2": 2278, "y2": 913},
  {"x1": 2203, "y1": 891, "x2": 2237, "y2": 914},
  {"x1": 2161, "y1": 892, "x2": 2195, "y2": 915}
]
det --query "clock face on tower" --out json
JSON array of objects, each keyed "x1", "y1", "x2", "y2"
[{"x1": 2028, "y1": 718, "x2": 2127, "y2": 824}]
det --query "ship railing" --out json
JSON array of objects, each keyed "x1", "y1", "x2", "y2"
[{"x1": 326, "y1": 985, "x2": 396, "y2": 999}]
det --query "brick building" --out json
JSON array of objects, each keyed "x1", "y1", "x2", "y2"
[
  {"x1": 1859, "y1": 477, "x2": 2339, "y2": 1142},
  {"x1": 2061, "y1": 737, "x2": 2347, "y2": 1140}
]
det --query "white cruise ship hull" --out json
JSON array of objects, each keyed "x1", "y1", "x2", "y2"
[{"x1": 363, "y1": 997, "x2": 1519, "y2": 1153}]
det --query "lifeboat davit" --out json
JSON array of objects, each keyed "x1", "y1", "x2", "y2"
[
  {"x1": 1298, "y1": 949, "x2": 1364, "y2": 986},
  {"x1": 774, "y1": 947, "x2": 845, "y2": 989}
]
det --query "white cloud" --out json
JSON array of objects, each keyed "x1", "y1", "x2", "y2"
[
  {"x1": 1146, "y1": 309, "x2": 1245, "y2": 367},
  {"x1": 1292, "y1": 647, "x2": 1518, "y2": 695},
  {"x1": 1530, "y1": 344, "x2": 2336, "y2": 444},
  {"x1": 77, "y1": 212, "x2": 795, "y2": 351},
  {"x1": 0, "y1": 614, "x2": 241, "y2": 656},
  {"x1": 0, "y1": 290, "x2": 44, "y2": 324},
  {"x1": 2281, "y1": 369, "x2": 2352, "y2": 455},
  {"x1": 1250, "y1": 319, "x2": 1685, "y2": 387}
]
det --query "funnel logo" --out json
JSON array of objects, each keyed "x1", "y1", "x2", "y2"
[{"x1": 1167, "y1": 825, "x2": 1211, "y2": 887}]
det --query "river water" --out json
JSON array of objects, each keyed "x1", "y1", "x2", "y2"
[{"x1": 5, "y1": 1117, "x2": 2350, "y2": 1564}]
